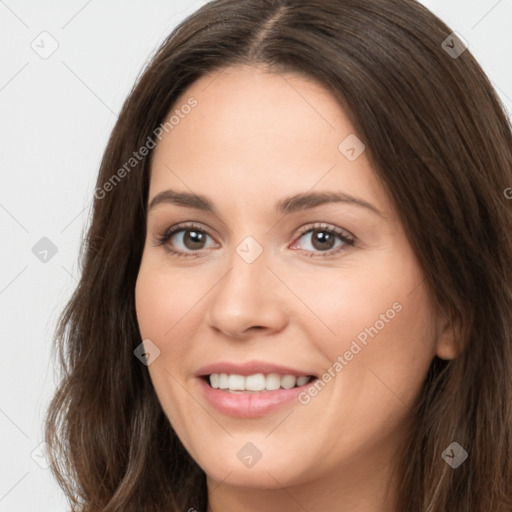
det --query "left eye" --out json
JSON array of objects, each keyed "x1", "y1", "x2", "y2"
[{"x1": 290, "y1": 226, "x2": 354, "y2": 255}]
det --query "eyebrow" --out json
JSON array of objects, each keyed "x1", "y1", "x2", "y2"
[{"x1": 148, "y1": 189, "x2": 385, "y2": 218}]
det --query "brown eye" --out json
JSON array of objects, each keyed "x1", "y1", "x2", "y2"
[
  {"x1": 309, "y1": 229, "x2": 337, "y2": 251},
  {"x1": 179, "y1": 229, "x2": 207, "y2": 250},
  {"x1": 294, "y1": 226, "x2": 353, "y2": 254},
  {"x1": 289, "y1": 223, "x2": 355, "y2": 259},
  {"x1": 167, "y1": 228, "x2": 214, "y2": 251},
  {"x1": 157, "y1": 223, "x2": 217, "y2": 255}
]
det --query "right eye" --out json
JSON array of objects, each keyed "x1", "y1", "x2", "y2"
[{"x1": 156, "y1": 222, "x2": 218, "y2": 257}]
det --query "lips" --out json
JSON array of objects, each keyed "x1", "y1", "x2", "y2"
[{"x1": 195, "y1": 360, "x2": 319, "y2": 417}]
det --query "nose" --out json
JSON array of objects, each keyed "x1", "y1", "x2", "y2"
[{"x1": 205, "y1": 243, "x2": 288, "y2": 340}]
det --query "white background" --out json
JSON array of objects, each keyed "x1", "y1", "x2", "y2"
[{"x1": 1, "y1": 1, "x2": 511, "y2": 510}]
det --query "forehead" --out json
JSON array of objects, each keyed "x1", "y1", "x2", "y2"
[
  {"x1": 166, "y1": 64, "x2": 350, "y2": 148},
  {"x1": 148, "y1": 65, "x2": 392, "y2": 219}
]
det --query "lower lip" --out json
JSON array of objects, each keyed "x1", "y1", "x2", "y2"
[{"x1": 197, "y1": 377, "x2": 316, "y2": 418}]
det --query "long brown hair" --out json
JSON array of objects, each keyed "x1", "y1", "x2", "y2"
[{"x1": 45, "y1": 0, "x2": 512, "y2": 510}]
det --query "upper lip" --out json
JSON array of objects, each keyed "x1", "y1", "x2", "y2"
[{"x1": 195, "y1": 360, "x2": 318, "y2": 378}]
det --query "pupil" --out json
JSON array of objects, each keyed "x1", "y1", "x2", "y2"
[
  {"x1": 313, "y1": 230, "x2": 334, "y2": 250},
  {"x1": 185, "y1": 230, "x2": 204, "y2": 249}
]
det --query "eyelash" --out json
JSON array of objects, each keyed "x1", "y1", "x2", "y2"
[{"x1": 154, "y1": 221, "x2": 355, "y2": 259}]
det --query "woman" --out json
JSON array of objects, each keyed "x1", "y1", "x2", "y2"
[{"x1": 45, "y1": 0, "x2": 512, "y2": 510}]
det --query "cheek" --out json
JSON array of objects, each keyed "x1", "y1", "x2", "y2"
[
  {"x1": 134, "y1": 260, "x2": 197, "y2": 406},
  {"x1": 135, "y1": 257, "x2": 206, "y2": 352},
  {"x1": 293, "y1": 251, "x2": 437, "y2": 405},
  {"x1": 290, "y1": 265, "x2": 437, "y2": 468},
  {"x1": 281, "y1": 253, "x2": 432, "y2": 354},
  {"x1": 134, "y1": 260, "x2": 203, "y2": 441},
  {"x1": 135, "y1": 265, "x2": 175, "y2": 340}
]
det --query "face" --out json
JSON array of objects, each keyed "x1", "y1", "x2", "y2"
[{"x1": 135, "y1": 65, "x2": 455, "y2": 492}]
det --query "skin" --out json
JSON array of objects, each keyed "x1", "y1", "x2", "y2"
[{"x1": 135, "y1": 64, "x2": 458, "y2": 512}]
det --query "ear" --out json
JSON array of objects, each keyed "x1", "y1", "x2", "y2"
[{"x1": 435, "y1": 309, "x2": 462, "y2": 360}]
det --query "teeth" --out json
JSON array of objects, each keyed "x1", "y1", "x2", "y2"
[
  {"x1": 296, "y1": 376, "x2": 310, "y2": 386},
  {"x1": 208, "y1": 373, "x2": 312, "y2": 391},
  {"x1": 246, "y1": 373, "x2": 266, "y2": 391},
  {"x1": 266, "y1": 373, "x2": 281, "y2": 391},
  {"x1": 218, "y1": 373, "x2": 229, "y2": 389},
  {"x1": 210, "y1": 373, "x2": 220, "y2": 388},
  {"x1": 228, "y1": 374, "x2": 245, "y2": 390},
  {"x1": 280, "y1": 375, "x2": 297, "y2": 389}
]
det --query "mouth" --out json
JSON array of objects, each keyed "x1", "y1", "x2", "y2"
[
  {"x1": 197, "y1": 371, "x2": 319, "y2": 418},
  {"x1": 195, "y1": 361, "x2": 320, "y2": 417},
  {"x1": 202, "y1": 373, "x2": 317, "y2": 393}
]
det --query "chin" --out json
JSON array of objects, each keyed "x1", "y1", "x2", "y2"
[{"x1": 188, "y1": 435, "x2": 314, "y2": 489}]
